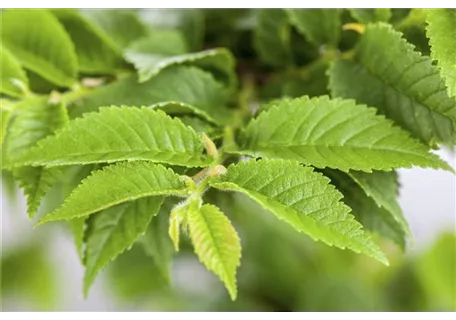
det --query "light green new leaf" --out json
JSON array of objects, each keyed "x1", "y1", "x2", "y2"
[
  {"x1": 51, "y1": 9, "x2": 128, "y2": 74},
  {"x1": 3, "y1": 97, "x2": 69, "y2": 218},
  {"x1": 324, "y1": 169, "x2": 407, "y2": 249},
  {"x1": 187, "y1": 203, "x2": 241, "y2": 300},
  {"x1": 126, "y1": 47, "x2": 236, "y2": 88},
  {"x1": 426, "y1": 9, "x2": 456, "y2": 98},
  {"x1": 138, "y1": 199, "x2": 176, "y2": 283},
  {"x1": 329, "y1": 23, "x2": 456, "y2": 146},
  {"x1": 210, "y1": 159, "x2": 387, "y2": 264},
  {"x1": 84, "y1": 196, "x2": 164, "y2": 296},
  {"x1": 241, "y1": 96, "x2": 451, "y2": 172},
  {"x1": 0, "y1": 45, "x2": 29, "y2": 98},
  {"x1": 286, "y1": 9, "x2": 341, "y2": 47},
  {"x1": 37, "y1": 162, "x2": 187, "y2": 224},
  {"x1": 1, "y1": 9, "x2": 77, "y2": 87},
  {"x1": 138, "y1": 9, "x2": 205, "y2": 51},
  {"x1": 80, "y1": 9, "x2": 148, "y2": 48},
  {"x1": 349, "y1": 9, "x2": 392, "y2": 23},
  {"x1": 253, "y1": 9, "x2": 293, "y2": 67},
  {"x1": 69, "y1": 66, "x2": 228, "y2": 125},
  {"x1": 18, "y1": 107, "x2": 212, "y2": 168}
]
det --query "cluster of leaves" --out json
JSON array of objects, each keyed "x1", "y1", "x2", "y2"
[{"x1": 1, "y1": 9, "x2": 455, "y2": 300}]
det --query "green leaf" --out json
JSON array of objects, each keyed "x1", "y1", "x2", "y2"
[
  {"x1": 241, "y1": 96, "x2": 451, "y2": 172},
  {"x1": 69, "y1": 66, "x2": 228, "y2": 125},
  {"x1": 138, "y1": 199, "x2": 176, "y2": 283},
  {"x1": 253, "y1": 9, "x2": 293, "y2": 67},
  {"x1": 426, "y1": 9, "x2": 456, "y2": 98},
  {"x1": 260, "y1": 60, "x2": 329, "y2": 100},
  {"x1": 0, "y1": 45, "x2": 29, "y2": 98},
  {"x1": 210, "y1": 159, "x2": 387, "y2": 264},
  {"x1": 1, "y1": 9, "x2": 77, "y2": 87},
  {"x1": 17, "y1": 107, "x2": 212, "y2": 168},
  {"x1": 324, "y1": 169, "x2": 407, "y2": 249},
  {"x1": 84, "y1": 196, "x2": 164, "y2": 296},
  {"x1": 4, "y1": 98, "x2": 69, "y2": 163},
  {"x1": 80, "y1": 9, "x2": 148, "y2": 48},
  {"x1": 60, "y1": 165, "x2": 97, "y2": 261},
  {"x1": 349, "y1": 9, "x2": 392, "y2": 23},
  {"x1": 286, "y1": 9, "x2": 341, "y2": 47},
  {"x1": 3, "y1": 97, "x2": 69, "y2": 218},
  {"x1": 0, "y1": 108, "x2": 13, "y2": 147},
  {"x1": 187, "y1": 203, "x2": 241, "y2": 300},
  {"x1": 36, "y1": 162, "x2": 186, "y2": 224},
  {"x1": 68, "y1": 217, "x2": 87, "y2": 262},
  {"x1": 138, "y1": 9, "x2": 205, "y2": 51},
  {"x1": 348, "y1": 170, "x2": 410, "y2": 237},
  {"x1": 126, "y1": 46, "x2": 236, "y2": 88},
  {"x1": 14, "y1": 167, "x2": 62, "y2": 219},
  {"x1": 329, "y1": 23, "x2": 456, "y2": 146},
  {"x1": 51, "y1": 9, "x2": 127, "y2": 74}
]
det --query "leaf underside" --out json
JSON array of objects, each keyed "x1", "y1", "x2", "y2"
[{"x1": 83, "y1": 196, "x2": 164, "y2": 296}]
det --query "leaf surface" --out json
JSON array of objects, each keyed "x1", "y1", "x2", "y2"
[
  {"x1": 1, "y1": 9, "x2": 77, "y2": 87},
  {"x1": 210, "y1": 159, "x2": 388, "y2": 264},
  {"x1": 84, "y1": 196, "x2": 164, "y2": 296},
  {"x1": 37, "y1": 162, "x2": 187, "y2": 224},
  {"x1": 426, "y1": 9, "x2": 456, "y2": 98},
  {"x1": 349, "y1": 9, "x2": 392, "y2": 23},
  {"x1": 18, "y1": 107, "x2": 212, "y2": 168},
  {"x1": 329, "y1": 23, "x2": 456, "y2": 146},
  {"x1": 242, "y1": 96, "x2": 450, "y2": 172},
  {"x1": 187, "y1": 203, "x2": 241, "y2": 300},
  {"x1": 0, "y1": 45, "x2": 29, "y2": 98}
]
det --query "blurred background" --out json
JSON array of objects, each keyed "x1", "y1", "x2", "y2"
[{"x1": 2, "y1": 148, "x2": 455, "y2": 311}]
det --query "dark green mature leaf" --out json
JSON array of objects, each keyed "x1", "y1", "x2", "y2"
[
  {"x1": 324, "y1": 169, "x2": 407, "y2": 249},
  {"x1": 37, "y1": 162, "x2": 187, "y2": 224},
  {"x1": 349, "y1": 9, "x2": 392, "y2": 23},
  {"x1": 138, "y1": 9, "x2": 205, "y2": 51},
  {"x1": 1, "y1": 9, "x2": 77, "y2": 87},
  {"x1": 260, "y1": 60, "x2": 329, "y2": 100},
  {"x1": 241, "y1": 96, "x2": 451, "y2": 172},
  {"x1": 286, "y1": 9, "x2": 341, "y2": 47},
  {"x1": 329, "y1": 23, "x2": 456, "y2": 146},
  {"x1": 187, "y1": 203, "x2": 241, "y2": 300},
  {"x1": 69, "y1": 66, "x2": 228, "y2": 125},
  {"x1": 3, "y1": 97, "x2": 69, "y2": 218},
  {"x1": 126, "y1": 46, "x2": 236, "y2": 88},
  {"x1": 0, "y1": 45, "x2": 28, "y2": 98},
  {"x1": 210, "y1": 159, "x2": 388, "y2": 265},
  {"x1": 138, "y1": 199, "x2": 176, "y2": 283},
  {"x1": 51, "y1": 9, "x2": 128, "y2": 74},
  {"x1": 253, "y1": 9, "x2": 293, "y2": 67},
  {"x1": 348, "y1": 171, "x2": 409, "y2": 237},
  {"x1": 84, "y1": 196, "x2": 164, "y2": 296},
  {"x1": 80, "y1": 9, "x2": 148, "y2": 48},
  {"x1": 18, "y1": 107, "x2": 212, "y2": 168},
  {"x1": 426, "y1": 9, "x2": 456, "y2": 98},
  {"x1": 60, "y1": 165, "x2": 97, "y2": 261}
]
